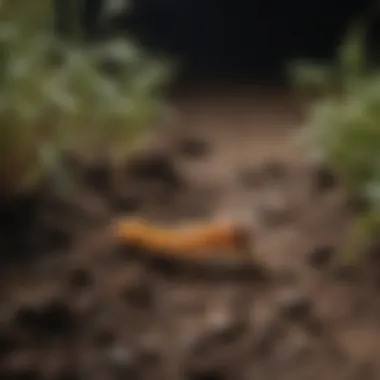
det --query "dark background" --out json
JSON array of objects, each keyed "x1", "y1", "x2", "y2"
[{"x1": 62, "y1": 0, "x2": 377, "y2": 84}]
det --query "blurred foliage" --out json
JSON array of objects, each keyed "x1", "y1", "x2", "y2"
[
  {"x1": 0, "y1": 0, "x2": 172, "y2": 196},
  {"x1": 288, "y1": 19, "x2": 380, "y2": 265}
]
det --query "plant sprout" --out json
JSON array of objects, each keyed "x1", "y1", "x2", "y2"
[
  {"x1": 289, "y1": 19, "x2": 380, "y2": 265},
  {"x1": 0, "y1": 0, "x2": 172, "y2": 196}
]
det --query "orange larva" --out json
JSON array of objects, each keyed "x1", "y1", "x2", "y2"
[{"x1": 114, "y1": 218, "x2": 252, "y2": 261}]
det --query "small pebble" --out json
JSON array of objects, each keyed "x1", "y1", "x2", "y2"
[
  {"x1": 93, "y1": 329, "x2": 115, "y2": 348},
  {"x1": 207, "y1": 309, "x2": 244, "y2": 342},
  {"x1": 313, "y1": 165, "x2": 338, "y2": 192},
  {"x1": 261, "y1": 161, "x2": 288, "y2": 181},
  {"x1": 279, "y1": 289, "x2": 312, "y2": 321},
  {"x1": 191, "y1": 308, "x2": 245, "y2": 356},
  {"x1": 177, "y1": 136, "x2": 210, "y2": 158},
  {"x1": 13, "y1": 301, "x2": 76, "y2": 340},
  {"x1": 255, "y1": 321, "x2": 283, "y2": 356},
  {"x1": 106, "y1": 345, "x2": 133, "y2": 364},
  {"x1": 122, "y1": 281, "x2": 154, "y2": 310},
  {"x1": 83, "y1": 159, "x2": 112, "y2": 195},
  {"x1": 280, "y1": 327, "x2": 311, "y2": 363},
  {"x1": 239, "y1": 161, "x2": 288, "y2": 188},
  {"x1": 67, "y1": 268, "x2": 93, "y2": 289},
  {"x1": 110, "y1": 194, "x2": 142, "y2": 214},
  {"x1": 126, "y1": 151, "x2": 184, "y2": 191},
  {"x1": 259, "y1": 192, "x2": 293, "y2": 227},
  {"x1": 106, "y1": 345, "x2": 138, "y2": 377},
  {"x1": 308, "y1": 245, "x2": 334, "y2": 269}
]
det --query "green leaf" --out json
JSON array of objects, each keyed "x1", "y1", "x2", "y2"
[{"x1": 337, "y1": 19, "x2": 367, "y2": 90}]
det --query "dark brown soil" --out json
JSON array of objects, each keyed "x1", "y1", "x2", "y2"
[{"x1": 2, "y1": 85, "x2": 380, "y2": 380}]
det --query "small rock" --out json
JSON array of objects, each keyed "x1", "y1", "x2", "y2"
[
  {"x1": 83, "y1": 159, "x2": 113, "y2": 195},
  {"x1": 313, "y1": 165, "x2": 338, "y2": 193},
  {"x1": 14, "y1": 301, "x2": 76, "y2": 339},
  {"x1": 255, "y1": 321, "x2": 283, "y2": 356},
  {"x1": 214, "y1": 321, "x2": 245, "y2": 344},
  {"x1": 208, "y1": 310, "x2": 243, "y2": 341},
  {"x1": 239, "y1": 161, "x2": 289, "y2": 189},
  {"x1": 105, "y1": 345, "x2": 138, "y2": 377},
  {"x1": 261, "y1": 161, "x2": 288, "y2": 181},
  {"x1": 90, "y1": 308, "x2": 115, "y2": 338},
  {"x1": 110, "y1": 193, "x2": 142, "y2": 214},
  {"x1": 115, "y1": 242, "x2": 147, "y2": 263},
  {"x1": 280, "y1": 327, "x2": 311, "y2": 363},
  {"x1": 38, "y1": 302, "x2": 76, "y2": 336},
  {"x1": 93, "y1": 329, "x2": 115, "y2": 348},
  {"x1": 176, "y1": 136, "x2": 210, "y2": 158},
  {"x1": 106, "y1": 345, "x2": 133, "y2": 365},
  {"x1": 147, "y1": 256, "x2": 183, "y2": 278},
  {"x1": 67, "y1": 268, "x2": 93, "y2": 290},
  {"x1": 279, "y1": 289, "x2": 312, "y2": 321},
  {"x1": 192, "y1": 309, "x2": 245, "y2": 356},
  {"x1": 122, "y1": 281, "x2": 154, "y2": 310},
  {"x1": 259, "y1": 192, "x2": 293, "y2": 227},
  {"x1": 125, "y1": 151, "x2": 184, "y2": 191},
  {"x1": 136, "y1": 333, "x2": 162, "y2": 368},
  {"x1": 308, "y1": 245, "x2": 334, "y2": 268}
]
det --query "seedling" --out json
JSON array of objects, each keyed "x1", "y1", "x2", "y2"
[{"x1": 289, "y1": 19, "x2": 380, "y2": 265}]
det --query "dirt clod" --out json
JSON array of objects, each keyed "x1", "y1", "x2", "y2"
[
  {"x1": 121, "y1": 281, "x2": 154, "y2": 310},
  {"x1": 14, "y1": 301, "x2": 75, "y2": 339},
  {"x1": 279, "y1": 290, "x2": 312, "y2": 321},
  {"x1": 125, "y1": 151, "x2": 184, "y2": 191},
  {"x1": 313, "y1": 165, "x2": 338, "y2": 193},
  {"x1": 110, "y1": 193, "x2": 142, "y2": 214},
  {"x1": 83, "y1": 159, "x2": 113, "y2": 196},
  {"x1": 177, "y1": 136, "x2": 211, "y2": 158},
  {"x1": 105, "y1": 345, "x2": 138, "y2": 378},
  {"x1": 308, "y1": 245, "x2": 334, "y2": 269},
  {"x1": 261, "y1": 161, "x2": 288, "y2": 182},
  {"x1": 67, "y1": 268, "x2": 93, "y2": 290}
]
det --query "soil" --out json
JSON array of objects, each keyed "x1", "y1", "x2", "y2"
[{"x1": 1, "y1": 84, "x2": 380, "y2": 380}]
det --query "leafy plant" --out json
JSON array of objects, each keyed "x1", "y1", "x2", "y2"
[
  {"x1": 288, "y1": 20, "x2": 380, "y2": 265},
  {"x1": 0, "y1": 0, "x2": 172, "y2": 196}
]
